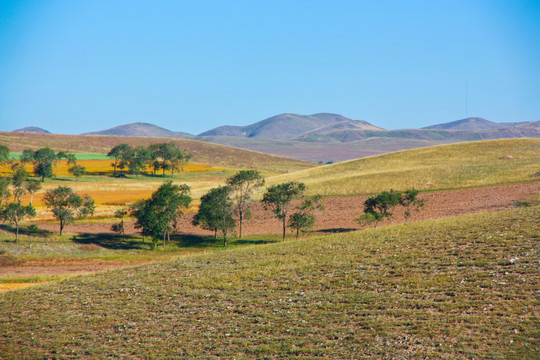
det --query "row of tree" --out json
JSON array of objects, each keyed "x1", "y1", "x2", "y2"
[
  {"x1": 0, "y1": 145, "x2": 85, "y2": 182},
  {"x1": 126, "y1": 170, "x2": 325, "y2": 248},
  {"x1": 0, "y1": 163, "x2": 94, "y2": 240},
  {"x1": 107, "y1": 143, "x2": 192, "y2": 177}
]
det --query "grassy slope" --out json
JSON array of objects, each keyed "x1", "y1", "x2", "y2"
[
  {"x1": 0, "y1": 207, "x2": 538, "y2": 359},
  {"x1": 0, "y1": 132, "x2": 315, "y2": 174},
  {"x1": 266, "y1": 139, "x2": 540, "y2": 196}
]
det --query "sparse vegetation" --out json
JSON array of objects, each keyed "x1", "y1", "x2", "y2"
[{"x1": 0, "y1": 207, "x2": 538, "y2": 358}]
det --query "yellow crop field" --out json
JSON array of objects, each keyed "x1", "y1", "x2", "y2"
[{"x1": 0, "y1": 160, "x2": 225, "y2": 177}]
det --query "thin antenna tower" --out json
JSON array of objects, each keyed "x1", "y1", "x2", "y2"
[{"x1": 465, "y1": 81, "x2": 468, "y2": 118}]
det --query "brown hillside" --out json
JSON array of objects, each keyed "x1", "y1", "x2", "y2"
[{"x1": 0, "y1": 132, "x2": 315, "y2": 173}]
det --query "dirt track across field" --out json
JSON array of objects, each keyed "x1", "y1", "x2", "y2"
[{"x1": 40, "y1": 182, "x2": 540, "y2": 237}]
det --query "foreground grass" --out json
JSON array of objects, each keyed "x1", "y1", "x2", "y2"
[
  {"x1": 0, "y1": 207, "x2": 538, "y2": 359},
  {"x1": 267, "y1": 138, "x2": 540, "y2": 196}
]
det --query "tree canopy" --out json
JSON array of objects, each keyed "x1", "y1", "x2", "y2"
[
  {"x1": 226, "y1": 170, "x2": 264, "y2": 238},
  {"x1": 262, "y1": 181, "x2": 306, "y2": 241},
  {"x1": 131, "y1": 181, "x2": 191, "y2": 249},
  {"x1": 193, "y1": 185, "x2": 235, "y2": 246},
  {"x1": 43, "y1": 186, "x2": 95, "y2": 235}
]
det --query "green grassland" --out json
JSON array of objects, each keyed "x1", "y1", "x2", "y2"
[
  {"x1": 9, "y1": 152, "x2": 111, "y2": 160},
  {"x1": 266, "y1": 139, "x2": 540, "y2": 196},
  {"x1": 0, "y1": 207, "x2": 538, "y2": 359}
]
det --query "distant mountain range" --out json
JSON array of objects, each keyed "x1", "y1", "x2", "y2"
[
  {"x1": 199, "y1": 113, "x2": 384, "y2": 139},
  {"x1": 12, "y1": 113, "x2": 539, "y2": 162},
  {"x1": 14, "y1": 126, "x2": 51, "y2": 134}
]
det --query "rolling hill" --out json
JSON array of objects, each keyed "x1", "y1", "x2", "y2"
[
  {"x1": 10, "y1": 114, "x2": 538, "y2": 163},
  {"x1": 198, "y1": 113, "x2": 383, "y2": 139},
  {"x1": 422, "y1": 117, "x2": 529, "y2": 130},
  {"x1": 265, "y1": 138, "x2": 540, "y2": 196},
  {"x1": 83, "y1": 122, "x2": 193, "y2": 138},
  {"x1": 13, "y1": 126, "x2": 51, "y2": 134},
  {"x1": 0, "y1": 131, "x2": 315, "y2": 174}
]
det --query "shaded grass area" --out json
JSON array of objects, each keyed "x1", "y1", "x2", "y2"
[
  {"x1": 267, "y1": 138, "x2": 540, "y2": 196},
  {"x1": 0, "y1": 207, "x2": 538, "y2": 359}
]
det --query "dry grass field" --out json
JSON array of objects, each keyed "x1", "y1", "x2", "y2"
[{"x1": 265, "y1": 138, "x2": 540, "y2": 196}]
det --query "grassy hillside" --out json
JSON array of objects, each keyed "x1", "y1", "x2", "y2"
[
  {"x1": 267, "y1": 139, "x2": 540, "y2": 196},
  {"x1": 0, "y1": 207, "x2": 538, "y2": 358},
  {"x1": 0, "y1": 131, "x2": 315, "y2": 174}
]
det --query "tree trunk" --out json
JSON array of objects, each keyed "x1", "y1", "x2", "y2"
[
  {"x1": 15, "y1": 220, "x2": 19, "y2": 242},
  {"x1": 239, "y1": 211, "x2": 243, "y2": 239},
  {"x1": 296, "y1": 229, "x2": 299, "y2": 240},
  {"x1": 60, "y1": 220, "x2": 64, "y2": 235},
  {"x1": 282, "y1": 219, "x2": 286, "y2": 241}
]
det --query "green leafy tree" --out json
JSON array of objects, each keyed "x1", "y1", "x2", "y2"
[
  {"x1": 31, "y1": 147, "x2": 57, "y2": 182},
  {"x1": 20, "y1": 149, "x2": 35, "y2": 165},
  {"x1": 0, "y1": 145, "x2": 10, "y2": 166},
  {"x1": 262, "y1": 181, "x2": 306, "y2": 241},
  {"x1": 43, "y1": 186, "x2": 95, "y2": 235},
  {"x1": 24, "y1": 180, "x2": 42, "y2": 206},
  {"x1": 130, "y1": 200, "x2": 156, "y2": 243},
  {"x1": 108, "y1": 144, "x2": 133, "y2": 176},
  {"x1": 55, "y1": 151, "x2": 76, "y2": 177},
  {"x1": 193, "y1": 186, "x2": 236, "y2": 246},
  {"x1": 1, "y1": 203, "x2": 36, "y2": 242},
  {"x1": 171, "y1": 148, "x2": 192, "y2": 175},
  {"x1": 68, "y1": 164, "x2": 86, "y2": 180},
  {"x1": 288, "y1": 195, "x2": 324, "y2": 239},
  {"x1": 128, "y1": 146, "x2": 151, "y2": 175},
  {"x1": 226, "y1": 170, "x2": 264, "y2": 238},
  {"x1": 11, "y1": 163, "x2": 28, "y2": 203},
  {"x1": 0, "y1": 177, "x2": 11, "y2": 208},
  {"x1": 149, "y1": 143, "x2": 186, "y2": 176},
  {"x1": 399, "y1": 188, "x2": 425, "y2": 221},
  {"x1": 132, "y1": 181, "x2": 191, "y2": 249},
  {"x1": 356, "y1": 190, "x2": 401, "y2": 228}
]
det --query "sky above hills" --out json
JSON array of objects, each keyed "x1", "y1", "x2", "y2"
[{"x1": 1, "y1": 1, "x2": 539, "y2": 135}]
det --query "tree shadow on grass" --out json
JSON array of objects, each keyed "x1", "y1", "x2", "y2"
[
  {"x1": 0, "y1": 224, "x2": 53, "y2": 239},
  {"x1": 171, "y1": 234, "x2": 221, "y2": 248},
  {"x1": 317, "y1": 228, "x2": 358, "y2": 234},
  {"x1": 73, "y1": 233, "x2": 150, "y2": 250},
  {"x1": 235, "y1": 238, "x2": 276, "y2": 245},
  {"x1": 170, "y1": 234, "x2": 277, "y2": 248}
]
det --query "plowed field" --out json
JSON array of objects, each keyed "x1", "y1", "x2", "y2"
[{"x1": 38, "y1": 182, "x2": 540, "y2": 236}]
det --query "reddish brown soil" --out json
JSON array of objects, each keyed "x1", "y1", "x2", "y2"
[
  {"x1": 39, "y1": 182, "x2": 540, "y2": 237},
  {"x1": 3, "y1": 182, "x2": 538, "y2": 283}
]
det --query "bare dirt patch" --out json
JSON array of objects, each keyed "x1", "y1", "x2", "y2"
[{"x1": 40, "y1": 182, "x2": 540, "y2": 236}]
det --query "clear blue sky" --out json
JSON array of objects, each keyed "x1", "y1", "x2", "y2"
[{"x1": 1, "y1": 0, "x2": 539, "y2": 134}]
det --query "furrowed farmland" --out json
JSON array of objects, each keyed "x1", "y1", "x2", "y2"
[{"x1": 0, "y1": 135, "x2": 539, "y2": 358}]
